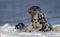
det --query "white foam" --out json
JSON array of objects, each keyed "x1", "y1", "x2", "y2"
[
  {"x1": 53, "y1": 24, "x2": 60, "y2": 28},
  {"x1": 0, "y1": 23, "x2": 60, "y2": 37}
]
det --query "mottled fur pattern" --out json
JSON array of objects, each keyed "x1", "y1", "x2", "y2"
[
  {"x1": 15, "y1": 23, "x2": 27, "y2": 32},
  {"x1": 15, "y1": 6, "x2": 52, "y2": 32},
  {"x1": 27, "y1": 6, "x2": 52, "y2": 32}
]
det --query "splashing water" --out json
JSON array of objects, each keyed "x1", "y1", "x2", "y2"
[{"x1": 0, "y1": 23, "x2": 60, "y2": 37}]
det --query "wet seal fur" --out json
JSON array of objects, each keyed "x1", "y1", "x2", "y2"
[
  {"x1": 27, "y1": 6, "x2": 52, "y2": 32},
  {"x1": 15, "y1": 23, "x2": 27, "y2": 32}
]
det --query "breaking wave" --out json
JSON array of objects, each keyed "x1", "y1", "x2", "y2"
[{"x1": 0, "y1": 23, "x2": 60, "y2": 37}]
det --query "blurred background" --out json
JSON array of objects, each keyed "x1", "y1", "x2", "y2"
[{"x1": 0, "y1": 0, "x2": 60, "y2": 26}]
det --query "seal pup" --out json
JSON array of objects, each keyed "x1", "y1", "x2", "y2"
[{"x1": 27, "y1": 6, "x2": 52, "y2": 32}]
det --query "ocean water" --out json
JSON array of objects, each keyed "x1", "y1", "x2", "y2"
[
  {"x1": 0, "y1": 0, "x2": 60, "y2": 26},
  {"x1": 0, "y1": 23, "x2": 60, "y2": 37}
]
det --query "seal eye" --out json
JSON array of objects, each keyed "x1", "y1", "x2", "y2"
[{"x1": 28, "y1": 10, "x2": 32, "y2": 13}]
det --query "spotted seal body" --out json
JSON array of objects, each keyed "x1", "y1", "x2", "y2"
[{"x1": 27, "y1": 6, "x2": 52, "y2": 32}]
